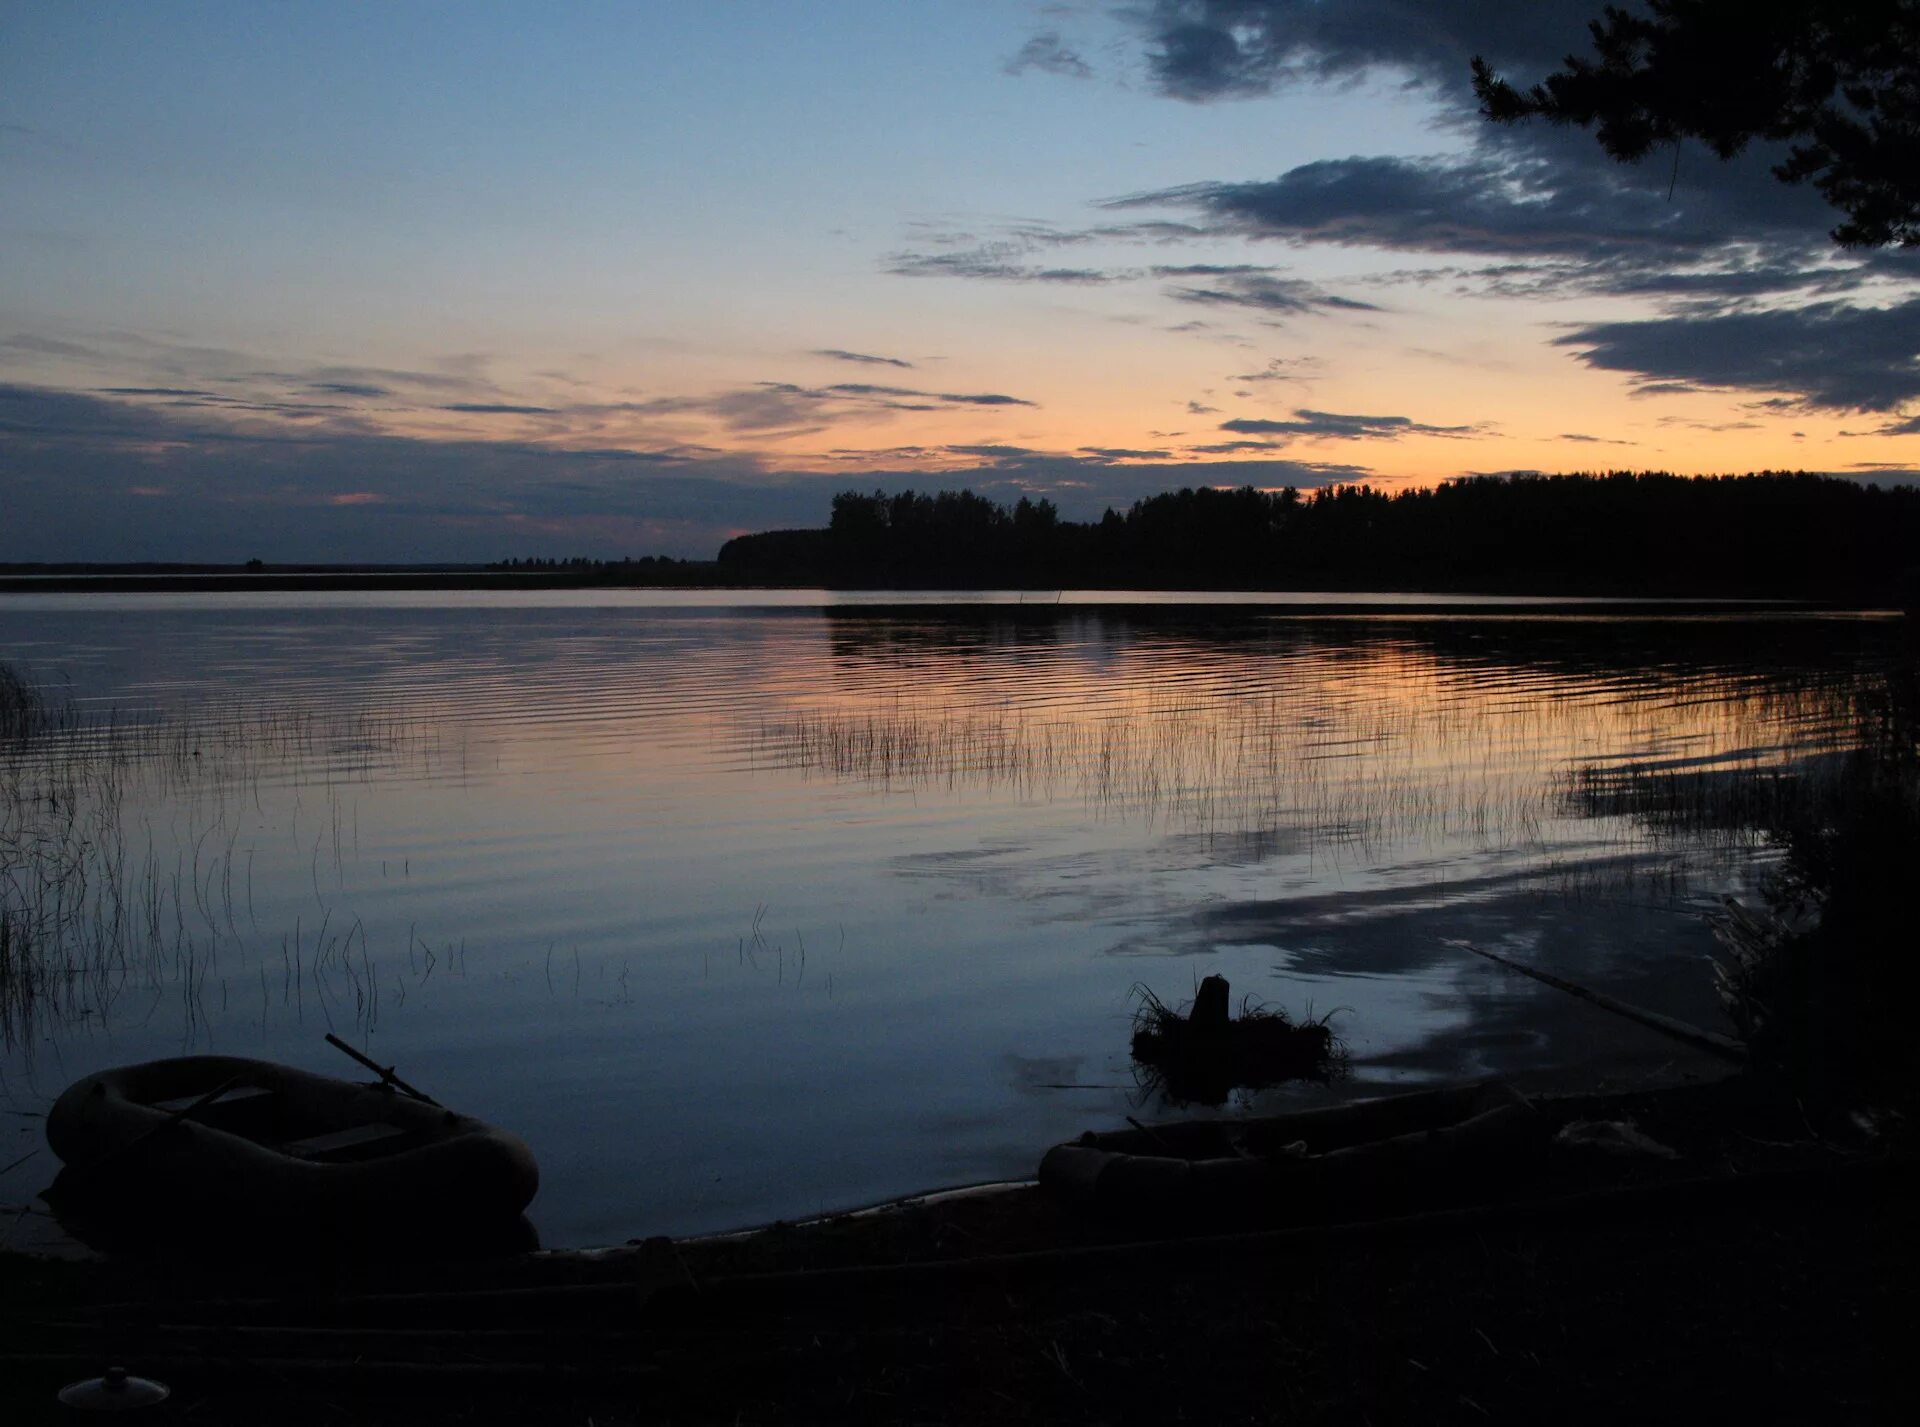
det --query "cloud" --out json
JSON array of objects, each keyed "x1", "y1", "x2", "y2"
[
  {"x1": 1218, "y1": 408, "x2": 1484, "y2": 440},
  {"x1": 824, "y1": 383, "x2": 1036, "y2": 407},
  {"x1": 440, "y1": 403, "x2": 560, "y2": 415},
  {"x1": 1110, "y1": 0, "x2": 1886, "y2": 301},
  {"x1": 1556, "y1": 298, "x2": 1920, "y2": 412},
  {"x1": 1558, "y1": 432, "x2": 1636, "y2": 445},
  {"x1": 1133, "y1": 1, "x2": 1617, "y2": 104},
  {"x1": 1166, "y1": 270, "x2": 1378, "y2": 315},
  {"x1": 945, "y1": 444, "x2": 1042, "y2": 461},
  {"x1": 1848, "y1": 414, "x2": 1920, "y2": 436},
  {"x1": 1627, "y1": 382, "x2": 1707, "y2": 399},
  {"x1": 886, "y1": 251, "x2": 1113, "y2": 284},
  {"x1": 883, "y1": 235, "x2": 1381, "y2": 316},
  {"x1": 812, "y1": 348, "x2": 915, "y2": 369},
  {"x1": 0, "y1": 381, "x2": 1372, "y2": 561},
  {"x1": 1005, "y1": 31, "x2": 1093, "y2": 79},
  {"x1": 1080, "y1": 446, "x2": 1173, "y2": 459},
  {"x1": 311, "y1": 381, "x2": 391, "y2": 397},
  {"x1": 1107, "y1": 156, "x2": 1720, "y2": 262}
]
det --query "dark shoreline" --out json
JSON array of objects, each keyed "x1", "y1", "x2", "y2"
[{"x1": 1, "y1": 1073, "x2": 1905, "y2": 1423}]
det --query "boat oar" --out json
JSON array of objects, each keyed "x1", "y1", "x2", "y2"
[
  {"x1": 325, "y1": 1034, "x2": 442, "y2": 1107},
  {"x1": 1461, "y1": 943, "x2": 1747, "y2": 1065}
]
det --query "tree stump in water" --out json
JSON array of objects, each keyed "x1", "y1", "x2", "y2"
[{"x1": 1190, "y1": 975, "x2": 1231, "y2": 1033}]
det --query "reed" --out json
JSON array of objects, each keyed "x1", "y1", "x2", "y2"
[
  {"x1": 0, "y1": 660, "x2": 442, "y2": 1057},
  {"x1": 751, "y1": 647, "x2": 1880, "y2": 904}
]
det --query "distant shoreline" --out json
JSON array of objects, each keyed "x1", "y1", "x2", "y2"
[{"x1": 0, "y1": 571, "x2": 1883, "y2": 620}]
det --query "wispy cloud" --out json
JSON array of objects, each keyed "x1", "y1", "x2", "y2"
[
  {"x1": 1005, "y1": 31, "x2": 1093, "y2": 79},
  {"x1": 1167, "y1": 271, "x2": 1378, "y2": 316},
  {"x1": 1219, "y1": 408, "x2": 1484, "y2": 441},
  {"x1": 441, "y1": 403, "x2": 560, "y2": 415},
  {"x1": 886, "y1": 250, "x2": 1113, "y2": 284},
  {"x1": 812, "y1": 348, "x2": 915, "y2": 369}
]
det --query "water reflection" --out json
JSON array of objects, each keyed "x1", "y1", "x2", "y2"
[{"x1": 0, "y1": 601, "x2": 1904, "y2": 1243}]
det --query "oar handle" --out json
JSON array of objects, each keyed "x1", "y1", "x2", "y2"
[{"x1": 325, "y1": 1033, "x2": 443, "y2": 1107}]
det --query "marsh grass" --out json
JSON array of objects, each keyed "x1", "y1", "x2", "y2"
[
  {"x1": 751, "y1": 652, "x2": 1878, "y2": 903},
  {"x1": 0, "y1": 662, "x2": 445, "y2": 1057}
]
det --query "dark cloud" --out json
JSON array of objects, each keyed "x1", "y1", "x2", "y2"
[
  {"x1": 1080, "y1": 446, "x2": 1173, "y2": 459},
  {"x1": 1557, "y1": 299, "x2": 1920, "y2": 412},
  {"x1": 96, "y1": 386, "x2": 218, "y2": 398},
  {"x1": 1627, "y1": 382, "x2": 1707, "y2": 400},
  {"x1": 403, "y1": 379, "x2": 1048, "y2": 438},
  {"x1": 1111, "y1": 0, "x2": 1904, "y2": 314},
  {"x1": 886, "y1": 251, "x2": 1113, "y2": 284},
  {"x1": 0, "y1": 381, "x2": 1371, "y2": 562},
  {"x1": 0, "y1": 382, "x2": 802, "y2": 561},
  {"x1": 1219, "y1": 408, "x2": 1483, "y2": 440},
  {"x1": 945, "y1": 444, "x2": 1043, "y2": 461},
  {"x1": 1107, "y1": 156, "x2": 1722, "y2": 261},
  {"x1": 930, "y1": 391, "x2": 1034, "y2": 407},
  {"x1": 1147, "y1": 263, "x2": 1278, "y2": 277},
  {"x1": 825, "y1": 383, "x2": 1036, "y2": 407},
  {"x1": 1134, "y1": 1, "x2": 1613, "y2": 105},
  {"x1": 440, "y1": 403, "x2": 559, "y2": 415},
  {"x1": 1166, "y1": 270, "x2": 1378, "y2": 315},
  {"x1": 311, "y1": 381, "x2": 391, "y2": 397},
  {"x1": 812, "y1": 348, "x2": 915, "y2": 369},
  {"x1": 1094, "y1": 139, "x2": 1917, "y2": 411},
  {"x1": 1558, "y1": 432, "x2": 1635, "y2": 445},
  {"x1": 1005, "y1": 31, "x2": 1093, "y2": 79},
  {"x1": 884, "y1": 238, "x2": 1382, "y2": 320}
]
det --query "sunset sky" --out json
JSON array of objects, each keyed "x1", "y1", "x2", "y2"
[{"x1": 4, "y1": 0, "x2": 1917, "y2": 562}]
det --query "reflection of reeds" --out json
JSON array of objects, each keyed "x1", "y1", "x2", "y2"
[
  {"x1": 751, "y1": 654, "x2": 1877, "y2": 899},
  {"x1": 1, "y1": 663, "x2": 442, "y2": 1056}
]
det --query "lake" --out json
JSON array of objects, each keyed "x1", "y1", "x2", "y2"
[{"x1": 0, "y1": 592, "x2": 1903, "y2": 1245}]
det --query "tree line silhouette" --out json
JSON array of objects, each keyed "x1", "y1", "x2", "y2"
[{"x1": 716, "y1": 473, "x2": 1920, "y2": 600}]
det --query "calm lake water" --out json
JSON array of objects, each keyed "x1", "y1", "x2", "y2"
[{"x1": 0, "y1": 592, "x2": 1904, "y2": 1245}]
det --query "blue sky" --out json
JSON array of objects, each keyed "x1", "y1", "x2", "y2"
[{"x1": 3, "y1": 1, "x2": 1916, "y2": 561}]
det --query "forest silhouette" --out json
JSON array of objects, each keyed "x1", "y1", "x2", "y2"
[{"x1": 717, "y1": 471, "x2": 1920, "y2": 600}]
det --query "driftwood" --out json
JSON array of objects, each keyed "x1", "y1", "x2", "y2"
[{"x1": 1462, "y1": 943, "x2": 1747, "y2": 1064}]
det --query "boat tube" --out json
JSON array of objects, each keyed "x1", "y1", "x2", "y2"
[{"x1": 1040, "y1": 1080, "x2": 1538, "y2": 1218}]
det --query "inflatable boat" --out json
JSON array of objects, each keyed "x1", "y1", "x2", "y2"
[{"x1": 46, "y1": 1055, "x2": 539, "y2": 1229}]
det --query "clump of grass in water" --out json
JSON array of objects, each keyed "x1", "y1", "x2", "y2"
[
  {"x1": 0, "y1": 661, "x2": 68, "y2": 745},
  {"x1": 1129, "y1": 977, "x2": 1345, "y2": 1107}
]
